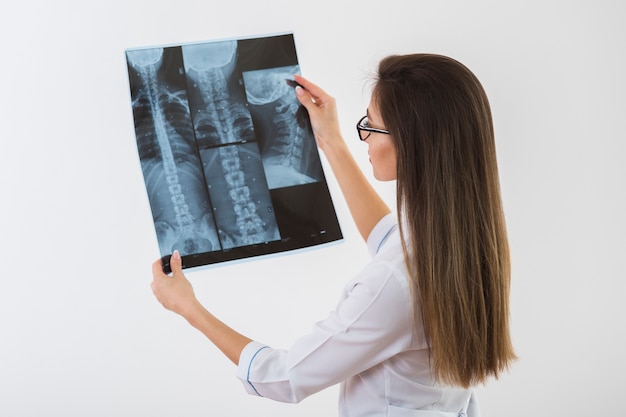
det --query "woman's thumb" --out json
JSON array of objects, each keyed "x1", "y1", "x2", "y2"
[
  {"x1": 295, "y1": 86, "x2": 315, "y2": 110},
  {"x1": 169, "y1": 250, "x2": 183, "y2": 275}
]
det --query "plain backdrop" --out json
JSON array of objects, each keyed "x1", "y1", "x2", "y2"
[{"x1": 1, "y1": 1, "x2": 624, "y2": 416}]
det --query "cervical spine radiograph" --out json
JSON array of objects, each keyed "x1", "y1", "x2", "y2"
[
  {"x1": 182, "y1": 42, "x2": 256, "y2": 147},
  {"x1": 243, "y1": 66, "x2": 323, "y2": 189}
]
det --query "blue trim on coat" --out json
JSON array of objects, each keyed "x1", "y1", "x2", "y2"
[
  {"x1": 376, "y1": 223, "x2": 398, "y2": 254},
  {"x1": 246, "y1": 346, "x2": 270, "y2": 396}
]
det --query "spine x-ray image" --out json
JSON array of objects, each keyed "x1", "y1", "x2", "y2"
[
  {"x1": 243, "y1": 65, "x2": 323, "y2": 189},
  {"x1": 126, "y1": 33, "x2": 342, "y2": 271}
]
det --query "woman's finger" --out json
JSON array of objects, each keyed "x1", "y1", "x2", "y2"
[
  {"x1": 152, "y1": 259, "x2": 166, "y2": 278},
  {"x1": 295, "y1": 85, "x2": 315, "y2": 109},
  {"x1": 294, "y1": 74, "x2": 328, "y2": 105},
  {"x1": 169, "y1": 250, "x2": 183, "y2": 277}
]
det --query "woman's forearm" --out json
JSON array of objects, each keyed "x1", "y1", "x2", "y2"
[
  {"x1": 151, "y1": 253, "x2": 252, "y2": 365},
  {"x1": 322, "y1": 139, "x2": 391, "y2": 241},
  {"x1": 183, "y1": 302, "x2": 252, "y2": 365},
  {"x1": 293, "y1": 75, "x2": 391, "y2": 241}
]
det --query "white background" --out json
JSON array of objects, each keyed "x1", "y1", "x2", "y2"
[{"x1": 1, "y1": 1, "x2": 624, "y2": 416}]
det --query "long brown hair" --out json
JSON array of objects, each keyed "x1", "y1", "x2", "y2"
[{"x1": 374, "y1": 54, "x2": 516, "y2": 387}]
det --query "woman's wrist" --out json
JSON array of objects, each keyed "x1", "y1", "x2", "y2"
[
  {"x1": 180, "y1": 298, "x2": 207, "y2": 325},
  {"x1": 319, "y1": 132, "x2": 350, "y2": 162}
]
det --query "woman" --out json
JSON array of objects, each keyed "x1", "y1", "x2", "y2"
[{"x1": 151, "y1": 53, "x2": 516, "y2": 416}]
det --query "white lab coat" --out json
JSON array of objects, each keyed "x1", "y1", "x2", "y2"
[{"x1": 236, "y1": 214, "x2": 480, "y2": 417}]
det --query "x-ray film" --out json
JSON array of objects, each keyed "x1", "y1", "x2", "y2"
[{"x1": 126, "y1": 33, "x2": 342, "y2": 272}]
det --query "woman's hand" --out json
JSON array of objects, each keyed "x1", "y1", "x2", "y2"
[
  {"x1": 151, "y1": 250, "x2": 201, "y2": 320},
  {"x1": 294, "y1": 75, "x2": 391, "y2": 241},
  {"x1": 294, "y1": 74, "x2": 345, "y2": 154},
  {"x1": 150, "y1": 251, "x2": 252, "y2": 365}
]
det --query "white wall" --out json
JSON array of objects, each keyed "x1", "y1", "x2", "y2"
[{"x1": 1, "y1": 1, "x2": 624, "y2": 416}]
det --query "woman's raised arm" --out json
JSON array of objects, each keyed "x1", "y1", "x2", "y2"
[{"x1": 294, "y1": 75, "x2": 390, "y2": 242}]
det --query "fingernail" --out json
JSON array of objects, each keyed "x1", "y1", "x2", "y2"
[
  {"x1": 295, "y1": 86, "x2": 303, "y2": 96},
  {"x1": 172, "y1": 250, "x2": 181, "y2": 260}
]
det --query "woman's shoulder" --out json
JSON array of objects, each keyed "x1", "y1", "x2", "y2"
[
  {"x1": 351, "y1": 221, "x2": 410, "y2": 302},
  {"x1": 366, "y1": 213, "x2": 401, "y2": 257}
]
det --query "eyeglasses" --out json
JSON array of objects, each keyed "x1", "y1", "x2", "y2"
[{"x1": 356, "y1": 115, "x2": 390, "y2": 141}]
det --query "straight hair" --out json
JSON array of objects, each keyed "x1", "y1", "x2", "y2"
[{"x1": 374, "y1": 54, "x2": 516, "y2": 387}]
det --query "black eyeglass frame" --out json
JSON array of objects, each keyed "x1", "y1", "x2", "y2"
[{"x1": 356, "y1": 115, "x2": 390, "y2": 141}]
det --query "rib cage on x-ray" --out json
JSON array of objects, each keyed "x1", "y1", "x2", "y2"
[
  {"x1": 126, "y1": 34, "x2": 343, "y2": 269},
  {"x1": 128, "y1": 45, "x2": 281, "y2": 256},
  {"x1": 127, "y1": 48, "x2": 220, "y2": 257}
]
